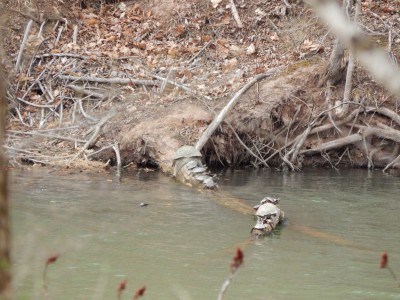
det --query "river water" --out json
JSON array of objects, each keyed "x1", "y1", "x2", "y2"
[{"x1": 10, "y1": 168, "x2": 400, "y2": 299}]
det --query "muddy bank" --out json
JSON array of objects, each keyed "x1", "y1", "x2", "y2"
[{"x1": 116, "y1": 61, "x2": 400, "y2": 172}]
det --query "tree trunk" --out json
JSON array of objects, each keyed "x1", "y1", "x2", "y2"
[{"x1": 0, "y1": 40, "x2": 11, "y2": 300}]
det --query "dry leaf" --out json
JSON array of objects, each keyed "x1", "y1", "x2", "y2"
[
  {"x1": 246, "y1": 43, "x2": 256, "y2": 55},
  {"x1": 86, "y1": 18, "x2": 99, "y2": 26},
  {"x1": 211, "y1": 0, "x2": 223, "y2": 8},
  {"x1": 222, "y1": 58, "x2": 238, "y2": 73},
  {"x1": 173, "y1": 25, "x2": 186, "y2": 38},
  {"x1": 270, "y1": 32, "x2": 279, "y2": 41},
  {"x1": 229, "y1": 45, "x2": 242, "y2": 56},
  {"x1": 168, "y1": 48, "x2": 179, "y2": 58},
  {"x1": 202, "y1": 35, "x2": 212, "y2": 42}
]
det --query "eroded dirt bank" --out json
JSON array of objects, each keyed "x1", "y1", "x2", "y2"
[{"x1": 1, "y1": 0, "x2": 400, "y2": 172}]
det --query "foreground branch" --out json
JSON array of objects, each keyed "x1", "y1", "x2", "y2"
[{"x1": 308, "y1": 0, "x2": 400, "y2": 97}]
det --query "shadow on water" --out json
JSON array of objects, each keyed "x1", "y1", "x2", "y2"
[{"x1": 10, "y1": 167, "x2": 400, "y2": 299}]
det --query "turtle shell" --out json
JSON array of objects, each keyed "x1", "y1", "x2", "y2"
[
  {"x1": 195, "y1": 174, "x2": 209, "y2": 181},
  {"x1": 185, "y1": 160, "x2": 198, "y2": 170},
  {"x1": 203, "y1": 177, "x2": 216, "y2": 188},
  {"x1": 191, "y1": 166, "x2": 207, "y2": 173},
  {"x1": 255, "y1": 203, "x2": 280, "y2": 217},
  {"x1": 173, "y1": 145, "x2": 202, "y2": 161}
]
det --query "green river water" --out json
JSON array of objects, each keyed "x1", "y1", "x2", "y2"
[{"x1": 10, "y1": 168, "x2": 400, "y2": 299}]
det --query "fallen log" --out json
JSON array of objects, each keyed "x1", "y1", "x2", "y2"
[{"x1": 161, "y1": 70, "x2": 286, "y2": 236}]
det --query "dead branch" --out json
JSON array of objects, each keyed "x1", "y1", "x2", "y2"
[
  {"x1": 151, "y1": 73, "x2": 212, "y2": 101},
  {"x1": 58, "y1": 75, "x2": 159, "y2": 86},
  {"x1": 35, "y1": 53, "x2": 86, "y2": 59},
  {"x1": 225, "y1": 122, "x2": 269, "y2": 168},
  {"x1": 77, "y1": 99, "x2": 98, "y2": 122},
  {"x1": 366, "y1": 106, "x2": 400, "y2": 126},
  {"x1": 359, "y1": 124, "x2": 400, "y2": 144},
  {"x1": 7, "y1": 130, "x2": 87, "y2": 144},
  {"x1": 16, "y1": 97, "x2": 55, "y2": 108},
  {"x1": 383, "y1": 153, "x2": 400, "y2": 172},
  {"x1": 301, "y1": 133, "x2": 362, "y2": 155},
  {"x1": 15, "y1": 20, "x2": 33, "y2": 73},
  {"x1": 310, "y1": 108, "x2": 359, "y2": 135},
  {"x1": 195, "y1": 67, "x2": 283, "y2": 151},
  {"x1": 290, "y1": 125, "x2": 312, "y2": 162},
  {"x1": 229, "y1": 0, "x2": 243, "y2": 28},
  {"x1": 67, "y1": 85, "x2": 105, "y2": 99},
  {"x1": 73, "y1": 108, "x2": 117, "y2": 160}
]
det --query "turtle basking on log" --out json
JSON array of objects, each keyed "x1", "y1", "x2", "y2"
[
  {"x1": 251, "y1": 197, "x2": 285, "y2": 238},
  {"x1": 172, "y1": 145, "x2": 218, "y2": 189}
]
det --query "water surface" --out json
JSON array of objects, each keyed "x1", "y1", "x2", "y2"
[{"x1": 11, "y1": 168, "x2": 400, "y2": 299}]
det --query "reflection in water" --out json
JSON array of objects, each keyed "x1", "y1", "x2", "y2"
[{"x1": 11, "y1": 168, "x2": 400, "y2": 299}]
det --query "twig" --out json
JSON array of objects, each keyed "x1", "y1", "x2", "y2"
[
  {"x1": 38, "y1": 21, "x2": 46, "y2": 38},
  {"x1": 35, "y1": 53, "x2": 87, "y2": 59},
  {"x1": 187, "y1": 39, "x2": 213, "y2": 65},
  {"x1": 229, "y1": 0, "x2": 243, "y2": 28},
  {"x1": 77, "y1": 98, "x2": 98, "y2": 122},
  {"x1": 151, "y1": 74, "x2": 212, "y2": 101},
  {"x1": 15, "y1": 20, "x2": 33, "y2": 73},
  {"x1": 383, "y1": 153, "x2": 400, "y2": 172},
  {"x1": 58, "y1": 75, "x2": 159, "y2": 86},
  {"x1": 225, "y1": 122, "x2": 269, "y2": 168},
  {"x1": 54, "y1": 26, "x2": 63, "y2": 46},
  {"x1": 16, "y1": 95, "x2": 55, "y2": 108},
  {"x1": 21, "y1": 58, "x2": 55, "y2": 100},
  {"x1": 72, "y1": 25, "x2": 78, "y2": 45},
  {"x1": 217, "y1": 248, "x2": 243, "y2": 300},
  {"x1": 73, "y1": 109, "x2": 117, "y2": 160},
  {"x1": 86, "y1": 145, "x2": 114, "y2": 158},
  {"x1": 7, "y1": 130, "x2": 87, "y2": 143},
  {"x1": 217, "y1": 269, "x2": 239, "y2": 300},
  {"x1": 67, "y1": 85, "x2": 105, "y2": 99}
]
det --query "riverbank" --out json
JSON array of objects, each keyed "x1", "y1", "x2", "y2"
[{"x1": 2, "y1": 0, "x2": 400, "y2": 172}]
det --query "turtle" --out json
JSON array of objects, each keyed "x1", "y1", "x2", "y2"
[
  {"x1": 190, "y1": 166, "x2": 207, "y2": 174},
  {"x1": 173, "y1": 145, "x2": 202, "y2": 162},
  {"x1": 185, "y1": 160, "x2": 198, "y2": 170},
  {"x1": 172, "y1": 145, "x2": 202, "y2": 176},
  {"x1": 256, "y1": 203, "x2": 280, "y2": 218},
  {"x1": 253, "y1": 223, "x2": 266, "y2": 230},
  {"x1": 260, "y1": 196, "x2": 280, "y2": 205},
  {"x1": 203, "y1": 177, "x2": 217, "y2": 189},
  {"x1": 195, "y1": 174, "x2": 209, "y2": 182}
]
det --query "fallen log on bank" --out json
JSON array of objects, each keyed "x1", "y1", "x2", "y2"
[{"x1": 162, "y1": 69, "x2": 284, "y2": 236}]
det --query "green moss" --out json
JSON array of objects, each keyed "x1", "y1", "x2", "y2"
[{"x1": 278, "y1": 56, "x2": 322, "y2": 78}]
